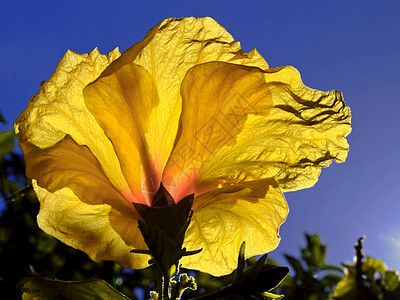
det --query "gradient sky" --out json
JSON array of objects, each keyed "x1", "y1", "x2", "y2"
[{"x1": 1, "y1": 0, "x2": 399, "y2": 273}]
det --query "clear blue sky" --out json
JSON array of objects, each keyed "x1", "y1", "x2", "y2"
[{"x1": 1, "y1": 0, "x2": 399, "y2": 272}]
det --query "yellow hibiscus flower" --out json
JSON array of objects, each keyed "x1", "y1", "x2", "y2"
[{"x1": 14, "y1": 17, "x2": 351, "y2": 276}]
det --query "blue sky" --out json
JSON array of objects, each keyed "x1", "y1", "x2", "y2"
[{"x1": 1, "y1": 0, "x2": 400, "y2": 272}]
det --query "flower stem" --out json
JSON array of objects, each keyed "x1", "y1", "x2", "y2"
[
  {"x1": 156, "y1": 270, "x2": 170, "y2": 300},
  {"x1": 163, "y1": 275, "x2": 170, "y2": 299},
  {"x1": 157, "y1": 269, "x2": 163, "y2": 299}
]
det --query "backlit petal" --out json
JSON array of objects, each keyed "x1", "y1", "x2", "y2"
[
  {"x1": 34, "y1": 183, "x2": 149, "y2": 270},
  {"x1": 181, "y1": 178, "x2": 288, "y2": 276},
  {"x1": 14, "y1": 48, "x2": 129, "y2": 194},
  {"x1": 83, "y1": 63, "x2": 160, "y2": 204},
  {"x1": 20, "y1": 135, "x2": 137, "y2": 218},
  {"x1": 98, "y1": 17, "x2": 270, "y2": 176},
  {"x1": 163, "y1": 61, "x2": 273, "y2": 197},
  {"x1": 201, "y1": 66, "x2": 351, "y2": 192},
  {"x1": 164, "y1": 62, "x2": 351, "y2": 195}
]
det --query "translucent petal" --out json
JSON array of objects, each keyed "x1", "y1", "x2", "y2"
[
  {"x1": 164, "y1": 62, "x2": 351, "y2": 194},
  {"x1": 201, "y1": 66, "x2": 351, "y2": 192},
  {"x1": 181, "y1": 178, "x2": 288, "y2": 276},
  {"x1": 35, "y1": 183, "x2": 149, "y2": 270},
  {"x1": 14, "y1": 48, "x2": 130, "y2": 193},
  {"x1": 163, "y1": 61, "x2": 273, "y2": 197},
  {"x1": 20, "y1": 135, "x2": 137, "y2": 218},
  {"x1": 99, "y1": 17, "x2": 270, "y2": 175},
  {"x1": 83, "y1": 63, "x2": 161, "y2": 204}
]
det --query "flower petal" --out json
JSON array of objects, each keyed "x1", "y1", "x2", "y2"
[
  {"x1": 14, "y1": 48, "x2": 130, "y2": 194},
  {"x1": 98, "y1": 17, "x2": 270, "y2": 177},
  {"x1": 34, "y1": 183, "x2": 149, "y2": 270},
  {"x1": 83, "y1": 63, "x2": 161, "y2": 203},
  {"x1": 20, "y1": 135, "x2": 137, "y2": 218},
  {"x1": 164, "y1": 62, "x2": 351, "y2": 194},
  {"x1": 108, "y1": 208, "x2": 149, "y2": 264},
  {"x1": 201, "y1": 66, "x2": 351, "y2": 192},
  {"x1": 163, "y1": 61, "x2": 273, "y2": 197},
  {"x1": 181, "y1": 178, "x2": 288, "y2": 276}
]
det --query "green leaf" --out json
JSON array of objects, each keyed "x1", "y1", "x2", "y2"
[
  {"x1": 331, "y1": 276, "x2": 358, "y2": 300},
  {"x1": 382, "y1": 270, "x2": 400, "y2": 292},
  {"x1": 262, "y1": 291, "x2": 284, "y2": 299},
  {"x1": 237, "y1": 264, "x2": 289, "y2": 297},
  {"x1": 320, "y1": 273, "x2": 343, "y2": 287},
  {"x1": 197, "y1": 246, "x2": 288, "y2": 300},
  {"x1": 362, "y1": 257, "x2": 386, "y2": 281},
  {"x1": 35, "y1": 232, "x2": 58, "y2": 254},
  {"x1": 302, "y1": 234, "x2": 326, "y2": 268},
  {"x1": 284, "y1": 254, "x2": 304, "y2": 279},
  {"x1": 331, "y1": 264, "x2": 358, "y2": 300},
  {"x1": 235, "y1": 241, "x2": 246, "y2": 280},
  {"x1": 321, "y1": 264, "x2": 344, "y2": 273},
  {"x1": 251, "y1": 253, "x2": 268, "y2": 280},
  {"x1": 22, "y1": 278, "x2": 130, "y2": 300},
  {"x1": 0, "y1": 226, "x2": 12, "y2": 244},
  {"x1": 0, "y1": 131, "x2": 15, "y2": 160}
]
